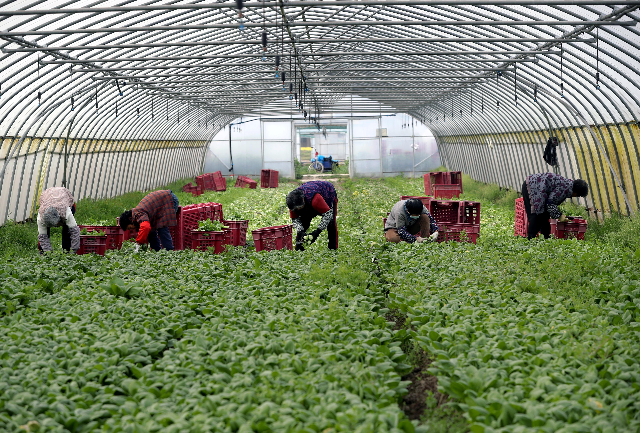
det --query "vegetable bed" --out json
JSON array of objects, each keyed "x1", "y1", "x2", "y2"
[{"x1": 1, "y1": 176, "x2": 639, "y2": 433}]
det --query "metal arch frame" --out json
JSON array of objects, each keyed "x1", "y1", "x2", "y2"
[{"x1": 2, "y1": 1, "x2": 640, "y2": 223}]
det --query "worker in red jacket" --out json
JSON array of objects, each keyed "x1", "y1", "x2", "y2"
[
  {"x1": 286, "y1": 180, "x2": 338, "y2": 251},
  {"x1": 119, "y1": 190, "x2": 180, "y2": 251}
]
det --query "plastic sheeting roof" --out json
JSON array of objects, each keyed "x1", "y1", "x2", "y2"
[{"x1": 1, "y1": 1, "x2": 639, "y2": 141}]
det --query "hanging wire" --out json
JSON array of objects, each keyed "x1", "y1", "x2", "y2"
[
  {"x1": 37, "y1": 54, "x2": 42, "y2": 106},
  {"x1": 481, "y1": 85, "x2": 484, "y2": 114},
  {"x1": 166, "y1": 100, "x2": 169, "y2": 121},
  {"x1": 115, "y1": 101, "x2": 118, "y2": 117},
  {"x1": 236, "y1": 0, "x2": 245, "y2": 30},
  {"x1": 95, "y1": 88, "x2": 98, "y2": 111},
  {"x1": 596, "y1": 26, "x2": 600, "y2": 89},
  {"x1": 514, "y1": 63, "x2": 518, "y2": 106},
  {"x1": 560, "y1": 43, "x2": 564, "y2": 97},
  {"x1": 71, "y1": 96, "x2": 74, "y2": 111},
  {"x1": 151, "y1": 97, "x2": 154, "y2": 121}
]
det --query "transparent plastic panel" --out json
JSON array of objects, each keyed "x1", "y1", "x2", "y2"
[
  {"x1": 381, "y1": 137, "x2": 413, "y2": 173},
  {"x1": 352, "y1": 119, "x2": 379, "y2": 139},
  {"x1": 352, "y1": 139, "x2": 380, "y2": 161},
  {"x1": 263, "y1": 141, "x2": 292, "y2": 163},
  {"x1": 263, "y1": 122, "x2": 292, "y2": 140}
]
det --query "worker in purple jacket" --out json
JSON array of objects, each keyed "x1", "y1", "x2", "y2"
[
  {"x1": 286, "y1": 181, "x2": 338, "y2": 251},
  {"x1": 522, "y1": 173, "x2": 589, "y2": 239}
]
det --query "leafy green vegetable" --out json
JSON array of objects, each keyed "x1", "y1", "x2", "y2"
[{"x1": 196, "y1": 219, "x2": 225, "y2": 231}]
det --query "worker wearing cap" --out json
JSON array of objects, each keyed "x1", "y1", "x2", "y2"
[
  {"x1": 385, "y1": 198, "x2": 439, "y2": 243},
  {"x1": 37, "y1": 187, "x2": 80, "y2": 253},
  {"x1": 119, "y1": 190, "x2": 180, "y2": 251},
  {"x1": 522, "y1": 173, "x2": 589, "y2": 239},
  {"x1": 286, "y1": 180, "x2": 338, "y2": 251}
]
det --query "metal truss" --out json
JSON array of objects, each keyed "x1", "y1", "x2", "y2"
[{"x1": 1, "y1": 1, "x2": 640, "y2": 223}]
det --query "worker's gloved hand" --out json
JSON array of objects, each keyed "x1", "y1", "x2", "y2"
[
  {"x1": 295, "y1": 243, "x2": 305, "y2": 251},
  {"x1": 296, "y1": 231, "x2": 306, "y2": 245},
  {"x1": 429, "y1": 231, "x2": 439, "y2": 242},
  {"x1": 415, "y1": 236, "x2": 425, "y2": 243},
  {"x1": 310, "y1": 229, "x2": 322, "y2": 244},
  {"x1": 558, "y1": 214, "x2": 567, "y2": 222}
]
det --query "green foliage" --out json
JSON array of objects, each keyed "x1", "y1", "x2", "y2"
[
  {"x1": 80, "y1": 228, "x2": 106, "y2": 236},
  {"x1": 1, "y1": 173, "x2": 640, "y2": 432},
  {"x1": 294, "y1": 159, "x2": 305, "y2": 179},
  {"x1": 100, "y1": 277, "x2": 143, "y2": 298},
  {"x1": 196, "y1": 219, "x2": 225, "y2": 231}
]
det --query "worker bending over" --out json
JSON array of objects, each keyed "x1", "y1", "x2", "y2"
[
  {"x1": 385, "y1": 198, "x2": 439, "y2": 243},
  {"x1": 119, "y1": 190, "x2": 180, "y2": 251},
  {"x1": 522, "y1": 173, "x2": 589, "y2": 239},
  {"x1": 286, "y1": 180, "x2": 338, "y2": 251},
  {"x1": 37, "y1": 187, "x2": 80, "y2": 253}
]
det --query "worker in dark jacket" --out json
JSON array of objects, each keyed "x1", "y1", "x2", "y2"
[
  {"x1": 522, "y1": 173, "x2": 588, "y2": 239},
  {"x1": 119, "y1": 190, "x2": 180, "y2": 251},
  {"x1": 37, "y1": 187, "x2": 81, "y2": 253},
  {"x1": 286, "y1": 181, "x2": 338, "y2": 251},
  {"x1": 385, "y1": 198, "x2": 439, "y2": 243}
]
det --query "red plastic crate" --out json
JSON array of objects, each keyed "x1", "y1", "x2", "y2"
[
  {"x1": 182, "y1": 182, "x2": 193, "y2": 192},
  {"x1": 449, "y1": 171, "x2": 463, "y2": 194},
  {"x1": 261, "y1": 170, "x2": 270, "y2": 188},
  {"x1": 459, "y1": 201, "x2": 481, "y2": 226},
  {"x1": 551, "y1": 218, "x2": 587, "y2": 240},
  {"x1": 436, "y1": 223, "x2": 480, "y2": 244},
  {"x1": 269, "y1": 170, "x2": 279, "y2": 188},
  {"x1": 214, "y1": 176, "x2": 227, "y2": 192},
  {"x1": 77, "y1": 234, "x2": 108, "y2": 255},
  {"x1": 195, "y1": 175, "x2": 205, "y2": 191},
  {"x1": 429, "y1": 200, "x2": 461, "y2": 224},
  {"x1": 515, "y1": 197, "x2": 528, "y2": 237},
  {"x1": 223, "y1": 220, "x2": 249, "y2": 246},
  {"x1": 234, "y1": 176, "x2": 244, "y2": 188},
  {"x1": 191, "y1": 230, "x2": 226, "y2": 253},
  {"x1": 433, "y1": 184, "x2": 462, "y2": 199},
  {"x1": 252, "y1": 224, "x2": 293, "y2": 252},
  {"x1": 400, "y1": 195, "x2": 432, "y2": 208},
  {"x1": 179, "y1": 203, "x2": 222, "y2": 250},
  {"x1": 78, "y1": 225, "x2": 124, "y2": 250},
  {"x1": 424, "y1": 172, "x2": 445, "y2": 195},
  {"x1": 223, "y1": 227, "x2": 234, "y2": 246}
]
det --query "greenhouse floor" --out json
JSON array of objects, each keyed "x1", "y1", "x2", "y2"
[{"x1": 1, "y1": 176, "x2": 639, "y2": 433}]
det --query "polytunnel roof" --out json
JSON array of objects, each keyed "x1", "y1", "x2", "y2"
[{"x1": 0, "y1": 1, "x2": 639, "y2": 140}]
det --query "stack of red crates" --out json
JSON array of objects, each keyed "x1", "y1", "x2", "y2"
[
  {"x1": 261, "y1": 170, "x2": 279, "y2": 188},
  {"x1": 252, "y1": 224, "x2": 293, "y2": 252},
  {"x1": 173, "y1": 202, "x2": 223, "y2": 250},
  {"x1": 514, "y1": 197, "x2": 587, "y2": 239},
  {"x1": 77, "y1": 232, "x2": 108, "y2": 255}
]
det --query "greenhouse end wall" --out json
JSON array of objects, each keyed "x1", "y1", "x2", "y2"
[{"x1": 204, "y1": 115, "x2": 440, "y2": 179}]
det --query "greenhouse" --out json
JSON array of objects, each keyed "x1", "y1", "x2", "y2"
[{"x1": 1, "y1": 1, "x2": 640, "y2": 432}]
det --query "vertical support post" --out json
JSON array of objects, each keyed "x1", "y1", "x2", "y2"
[{"x1": 412, "y1": 116, "x2": 415, "y2": 179}]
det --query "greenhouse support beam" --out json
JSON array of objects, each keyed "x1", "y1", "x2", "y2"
[
  {"x1": 4, "y1": 48, "x2": 561, "y2": 56},
  {"x1": 0, "y1": 33, "x2": 595, "y2": 43},
  {"x1": 2, "y1": 20, "x2": 633, "y2": 33},
  {"x1": 73, "y1": 66, "x2": 516, "y2": 72},
  {"x1": 94, "y1": 75, "x2": 485, "y2": 81},
  {"x1": 0, "y1": 1, "x2": 635, "y2": 14},
  {"x1": 45, "y1": 58, "x2": 540, "y2": 65}
]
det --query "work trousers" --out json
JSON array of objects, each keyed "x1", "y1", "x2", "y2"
[
  {"x1": 522, "y1": 181, "x2": 551, "y2": 240},
  {"x1": 299, "y1": 202, "x2": 338, "y2": 250}
]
